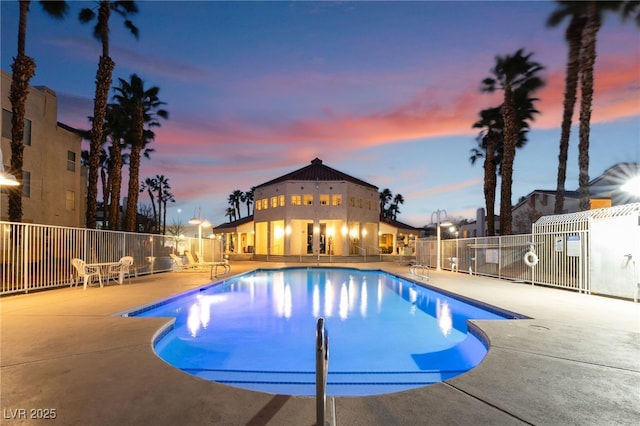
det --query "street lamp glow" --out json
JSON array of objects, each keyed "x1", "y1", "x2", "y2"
[
  {"x1": 431, "y1": 209, "x2": 449, "y2": 271},
  {"x1": 621, "y1": 175, "x2": 640, "y2": 197}
]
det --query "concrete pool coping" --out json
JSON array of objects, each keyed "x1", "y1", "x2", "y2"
[{"x1": 1, "y1": 261, "x2": 639, "y2": 425}]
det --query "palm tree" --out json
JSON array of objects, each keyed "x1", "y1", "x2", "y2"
[
  {"x1": 154, "y1": 174, "x2": 170, "y2": 233},
  {"x1": 379, "y1": 188, "x2": 392, "y2": 217},
  {"x1": 577, "y1": 1, "x2": 638, "y2": 210},
  {"x1": 225, "y1": 207, "x2": 236, "y2": 223},
  {"x1": 470, "y1": 106, "x2": 502, "y2": 236},
  {"x1": 391, "y1": 194, "x2": 404, "y2": 221},
  {"x1": 161, "y1": 188, "x2": 175, "y2": 235},
  {"x1": 104, "y1": 103, "x2": 128, "y2": 230},
  {"x1": 141, "y1": 177, "x2": 158, "y2": 232},
  {"x1": 80, "y1": 0, "x2": 138, "y2": 229},
  {"x1": 244, "y1": 187, "x2": 254, "y2": 217},
  {"x1": 481, "y1": 49, "x2": 545, "y2": 235},
  {"x1": 547, "y1": 2, "x2": 587, "y2": 214},
  {"x1": 8, "y1": 1, "x2": 68, "y2": 222},
  {"x1": 228, "y1": 190, "x2": 244, "y2": 220},
  {"x1": 112, "y1": 73, "x2": 168, "y2": 231}
]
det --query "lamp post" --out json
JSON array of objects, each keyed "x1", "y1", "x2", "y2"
[
  {"x1": 189, "y1": 208, "x2": 211, "y2": 259},
  {"x1": 431, "y1": 209, "x2": 452, "y2": 271}
]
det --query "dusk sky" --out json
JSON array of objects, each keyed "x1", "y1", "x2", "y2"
[{"x1": 1, "y1": 1, "x2": 639, "y2": 228}]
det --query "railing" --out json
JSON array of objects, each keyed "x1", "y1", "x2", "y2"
[
  {"x1": 410, "y1": 263, "x2": 429, "y2": 281},
  {"x1": 316, "y1": 317, "x2": 329, "y2": 426},
  {"x1": 1, "y1": 221, "x2": 224, "y2": 295},
  {"x1": 415, "y1": 231, "x2": 591, "y2": 294}
]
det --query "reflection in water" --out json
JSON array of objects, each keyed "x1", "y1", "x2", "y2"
[
  {"x1": 377, "y1": 279, "x2": 384, "y2": 312},
  {"x1": 360, "y1": 282, "x2": 368, "y2": 318},
  {"x1": 312, "y1": 283, "x2": 320, "y2": 317},
  {"x1": 437, "y1": 299, "x2": 452, "y2": 336},
  {"x1": 324, "y1": 279, "x2": 334, "y2": 317},
  {"x1": 283, "y1": 283, "x2": 292, "y2": 319},
  {"x1": 408, "y1": 286, "x2": 418, "y2": 315},
  {"x1": 339, "y1": 282, "x2": 349, "y2": 320},
  {"x1": 187, "y1": 295, "x2": 220, "y2": 337}
]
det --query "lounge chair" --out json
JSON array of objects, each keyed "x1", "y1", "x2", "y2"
[
  {"x1": 195, "y1": 251, "x2": 231, "y2": 277},
  {"x1": 71, "y1": 258, "x2": 103, "y2": 290},
  {"x1": 170, "y1": 253, "x2": 199, "y2": 271},
  {"x1": 107, "y1": 256, "x2": 134, "y2": 284}
]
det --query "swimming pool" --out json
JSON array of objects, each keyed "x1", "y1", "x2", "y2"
[{"x1": 127, "y1": 267, "x2": 522, "y2": 396}]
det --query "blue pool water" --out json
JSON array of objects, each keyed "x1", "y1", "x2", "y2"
[{"x1": 128, "y1": 268, "x2": 520, "y2": 396}]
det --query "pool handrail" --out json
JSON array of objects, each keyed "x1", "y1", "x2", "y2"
[{"x1": 316, "y1": 317, "x2": 329, "y2": 426}]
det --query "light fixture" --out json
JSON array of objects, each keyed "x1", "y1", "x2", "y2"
[
  {"x1": 0, "y1": 171, "x2": 19, "y2": 186},
  {"x1": 621, "y1": 175, "x2": 640, "y2": 197}
]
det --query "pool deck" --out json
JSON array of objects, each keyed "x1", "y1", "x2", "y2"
[{"x1": 1, "y1": 261, "x2": 639, "y2": 425}]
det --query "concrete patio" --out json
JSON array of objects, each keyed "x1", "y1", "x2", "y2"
[{"x1": 1, "y1": 261, "x2": 638, "y2": 425}]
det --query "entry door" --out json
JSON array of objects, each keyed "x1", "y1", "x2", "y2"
[{"x1": 307, "y1": 223, "x2": 313, "y2": 254}]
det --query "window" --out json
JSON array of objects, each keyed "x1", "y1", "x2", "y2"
[
  {"x1": 303, "y1": 195, "x2": 313, "y2": 205},
  {"x1": 256, "y1": 200, "x2": 262, "y2": 211},
  {"x1": 332, "y1": 195, "x2": 342, "y2": 206},
  {"x1": 22, "y1": 171, "x2": 30, "y2": 198},
  {"x1": 66, "y1": 190, "x2": 75, "y2": 211},
  {"x1": 319, "y1": 194, "x2": 329, "y2": 205},
  {"x1": 356, "y1": 198, "x2": 362, "y2": 208},
  {"x1": 349, "y1": 197, "x2": 355, "y2": 207},
  {"x1": 67, "y1": 151, "x2": 76, "y2": 172},
  {"x1": 291, "y1": 195, "x2": 301, "y2": 206},
  {"x1": 2, "y1": 109, "x2": 31, "y2": 146},
  {"x1": 279, "y1": 195, "x2": 285, "y2": 207},
  {"x1": 261, "y1": 199, "x2": 268, "y2": 210},
  {"x1": 271, "y1": 196, "x2": 278, "y2": 208}
]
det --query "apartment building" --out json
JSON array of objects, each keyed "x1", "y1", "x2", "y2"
[{"x1": 1, "y1": 69, "x2": 86, "y2": 226}]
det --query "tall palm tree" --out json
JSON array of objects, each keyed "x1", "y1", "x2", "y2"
[
  {"x1": 104, "y1": 103, "x2": 128, "y2": 230},
  {"x1": 112, "y1": 73, "x2": 168, "y2": 231},
  {"x1": 391, "y1": 194, "x2": 404, "y2": 221},
  {"x1": 8, "y1": 1, "x2": 68, "y2": 222},
  {"x1": 225, "y1": 207, "x2": 236, "y2": 223},
  {"x1": 228, "y1": 190, "x2": 244, "y2": 220},
  {"x1": 577, "y1": 1, "x2": 637, "y2": 210},
  {"x1": 154, "y1": 174, "x2": 170, "y2": 233},
  {"x1": 470, "y1": 106, "x2": 502, "y2": 236},
  {"x1": 379, "y1": 188, "x2": 392, "y2": 217},
  {"x1": 141, "y1": 177, "x2": 158, "y2": 232},
  {"x1": 481, "y1": 49, "x2": 545, "y2": 235},
  {"x1": 161, "y1": 187, "x2": 175, "y2": 235},
  {"x1": 244, "y1": 187, "x2": 255, "y2": 217},
  {"x1": 80, "y1": 0, "x2": 138, "y2": 229},
  {"x1": 547, "y1": 2, "x2": 587, "y2": 214}
]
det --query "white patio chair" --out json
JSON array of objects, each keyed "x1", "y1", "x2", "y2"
[
  {"x1": 107, "y1": 256, "x2": 134, "y2": 284},
  {"x1": 71, "y1": 258, "x2": 103, "y2": 290}
]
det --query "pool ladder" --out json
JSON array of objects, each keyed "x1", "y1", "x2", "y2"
[
  {"x1": 410, "y1": 263, "x2": 430, "y2": 281},
  {"x1": 316, "y1": 317, "x2": 329, "y2": 426}
]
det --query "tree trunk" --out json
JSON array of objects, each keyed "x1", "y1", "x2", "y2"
[
  {"x1": 8, "y1": 1, "x2": 35, "y2": 222},
  {"x1": 578, "y1": 1, "x2": 600, "y2": 211},
  {"x1": 125, "y1": 108, "x2": 144, "y2": 232},
  {"x1": 555, "y1": 15, "x2": 586, "y2": 214},
  {"x1": 87, "y1": 55, "x2": 114, "y2": 228},
  {"x1": 108, "y1": 142, "x2": 123, "y2": 230},
  {"x1": 484, "y1": 134, "x2": 498, "y2": 236},
  {"x1": 500, "y1": 86, "x2": 517, "y2": 235}
]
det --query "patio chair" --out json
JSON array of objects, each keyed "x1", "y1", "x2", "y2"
[
  {"x1": 170, "y1": 253, "x2": 199, "y2": 271},
  {"x1": 107, "y1": 256, "x2": 134, "y2": 284},
  {"x1": 71, "y1": 258, "x2": 103, "y2": 290}
]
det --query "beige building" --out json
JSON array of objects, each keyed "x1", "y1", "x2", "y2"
[
  {"x1": 1, "y1": 70, "x2": 86, "y2": 226},
  {"x1": 215, "y1": 158, "x2": 420, "y2": 257}
]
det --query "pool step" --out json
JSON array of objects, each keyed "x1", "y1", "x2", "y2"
[{"x1": 181, "y1": 368, "x2": 467, "y2": 396}]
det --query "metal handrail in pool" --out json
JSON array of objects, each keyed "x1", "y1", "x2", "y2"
[
  {"x1": 410, "y1": 263, "x2": 430, "y2": 280},
  {"x1": 316, "y1": 317, "x2": 329, "y2": 426}
]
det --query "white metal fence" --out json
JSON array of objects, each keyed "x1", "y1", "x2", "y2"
[
  {"x1": 416, "y1": 203, "x2": 640, "y2": 299},
  {"x1": 416, "y1": 232, "x2": 589, "y2": 293},
  {"x1": 1, "y1": 221, "x2": 224, "y2": 295}
]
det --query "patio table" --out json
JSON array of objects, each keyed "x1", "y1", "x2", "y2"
[{"x1": 86, "y1": 262, "x2": 122, "y2": 285}]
